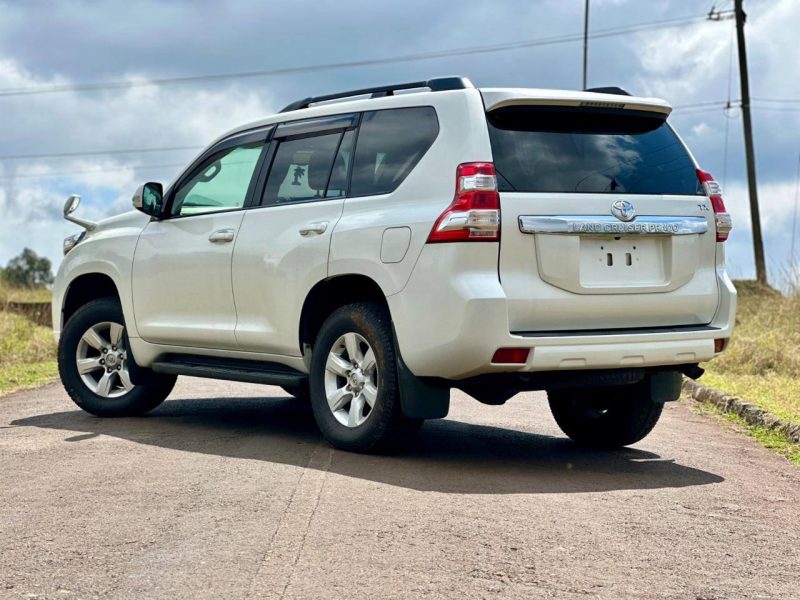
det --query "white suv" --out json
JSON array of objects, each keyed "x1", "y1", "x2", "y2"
[{"x1": 53, "y1": 77, "x2": 736, "y2": 452}]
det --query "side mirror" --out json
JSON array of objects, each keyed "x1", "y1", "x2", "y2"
[
  {"x1": 132, "y1": 182, "x2": 164, "y2": 217},
  {"x1": 62, "y1": 193, "x2": 97, "y2": 231},
  {"x1": 63, "y1": 194, "x2": 81, "y2": 216}
]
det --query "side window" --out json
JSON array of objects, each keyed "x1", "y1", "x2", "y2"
[
  {"x1": 262, "y1": 131, "x2": 343, "y2": 205},
  {"x1": 350, "y1": 107, "x2": 439, "y2": 197},
  {"x1": 171, "y1": 142, "x2": 264, "y2": 217}
]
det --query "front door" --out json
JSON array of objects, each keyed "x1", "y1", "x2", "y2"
[{"x1": 132, "y1": 133, "x2": 268, "y2": 349}]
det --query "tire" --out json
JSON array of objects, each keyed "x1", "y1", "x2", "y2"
[
  {"x1": 547, "y1": 382, "x2": 664, "y2": 448},
  {"x1": 58, "y1": 298, "x2": 176, "y2": 417},
  {"x1": 281, "y1": 381, "x2": 310, "y2": 402},
  {"x1": 309, "y1": 302, "x2": 416, "y2": 453}
]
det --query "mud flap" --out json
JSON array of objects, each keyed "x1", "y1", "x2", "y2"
[
  {"x1": 393, "y1": 336, "x2": 450, "y2": 419},
  {"x1": 649, "y1": 370, "x2": 682, "y2": 403}
]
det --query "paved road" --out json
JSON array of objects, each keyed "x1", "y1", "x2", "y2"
[{"x1": 1, "y1": 378, "x2": 799, "y2": 599}]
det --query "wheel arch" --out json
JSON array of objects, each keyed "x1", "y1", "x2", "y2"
[
  {"x1": 299, "y1": 274, "x2": 390, "y2": 352},
  {"x1": 62, "y1": 272, "x2": 122, "y2": 327}
]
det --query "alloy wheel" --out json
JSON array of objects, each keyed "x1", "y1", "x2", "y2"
[
  {"x1": 323, "y1": 332, "x2": 378, "y2": 428},
  {"x1": 75, "y1": 321, "x2": 134, "y2": 398}
]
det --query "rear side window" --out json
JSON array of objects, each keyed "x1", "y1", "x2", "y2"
[
  {"x1": 486, "y1": 107, "x2": 702, "y2": 196},
  {"x1": 262, "y1": 131, "x2": 343, "y2": 205},
  {"x1": 350, "y1": 107, "x2": 439, "y2": 196}
]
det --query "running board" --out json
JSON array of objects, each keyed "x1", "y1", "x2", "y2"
[{"x1": 151, "y1": 355, "x2": 308, "y2": 387}]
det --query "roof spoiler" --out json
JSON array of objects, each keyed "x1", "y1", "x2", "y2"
[
  {"x1": 280, "y1": 77, "x2": 474, "y2": 113},
  {"x1": 584, "y1": 86, "x2": 631, "y2": 96}
]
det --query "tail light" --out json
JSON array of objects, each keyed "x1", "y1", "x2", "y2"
[
  {"x1": 697, "y1": 169, "x2": 732, "y2": 242},
  {"x1": 427, "y1": 162, "x2": 500, "y2": 243}
]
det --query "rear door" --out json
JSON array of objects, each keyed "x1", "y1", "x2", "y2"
[
  {"x1": 232, "y1": 114, "x2": 357, "y2": 356},
  {"x1": 485, "y1": 101, "x2": 718, "y2": 332}
]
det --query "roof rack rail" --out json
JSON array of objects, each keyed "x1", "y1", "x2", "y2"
[
  {"x1": 585, "y1": 86, "x2": 631, "y2": 96},
  {"x1": 279, "y1": 77, "x2": 474, "y2": 113}
]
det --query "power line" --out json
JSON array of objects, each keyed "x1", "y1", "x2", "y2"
[
  {"x1": 0, "y1": 145, "x2": 201, "y2": 161},
  {"x1": 0, "y1": 15, "x2": 708, "y2": 98},
  {"x1": 752, "y1": 105, "x2": 800, "y2": 112},
  {"x1": 673, "y1": 100, "x2": 731, "y2": 109},
  {"x1": 751, "y1": 96, "x2": 800, "y2": 104},
  {"x1": 0, "y1": 162, "x2": 186, "y2": 180}
]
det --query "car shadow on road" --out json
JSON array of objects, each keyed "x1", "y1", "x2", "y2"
[{"x1": 12, "y1": 395, "x2": 724, "y2": 494}]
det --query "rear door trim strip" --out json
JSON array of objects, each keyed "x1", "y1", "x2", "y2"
[{"x1": 518, "y1": 215, "x2": 708, "y2": 236}]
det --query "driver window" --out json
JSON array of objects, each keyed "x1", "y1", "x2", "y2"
[{"x1": 171, "y1": 142, "x2": 264, "y2": 217}]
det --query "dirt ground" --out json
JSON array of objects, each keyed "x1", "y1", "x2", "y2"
[{"x1": 2, "y1": 378, "x2": 799, "y2": 599}]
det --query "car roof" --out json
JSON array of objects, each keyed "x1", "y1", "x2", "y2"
[{"x1": 209, "y1": 83, "x2": 672, "y2": 151}]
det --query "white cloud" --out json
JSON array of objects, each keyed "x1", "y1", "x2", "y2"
[{"x1": 0, "y1": 57, "x2": 275, "y2": 268}]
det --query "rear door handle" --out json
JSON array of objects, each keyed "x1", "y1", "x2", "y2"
[
  {"x1": 298, "y1": 221, "x2": 329, "y2": 237},
  {"x1": 208, "y1": 228, "x2": 235, "y2": 243}
]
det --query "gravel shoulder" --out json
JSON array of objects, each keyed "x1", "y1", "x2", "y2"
[{"x1": 2, "y1": 378, "x2": 799, "y2": 599}]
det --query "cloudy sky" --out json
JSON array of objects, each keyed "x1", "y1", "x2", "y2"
[{"x1": 0, "y1": 0, "x2": 798, "y2": 285}]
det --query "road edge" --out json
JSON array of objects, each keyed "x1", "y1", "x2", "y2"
[{"x1": 682, "y1": 378, "x2": 800, "y2": 445}]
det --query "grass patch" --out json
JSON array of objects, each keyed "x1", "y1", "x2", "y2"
[
  {"x1": 0, "y1": 310, "x2": 56, "y2": 364},
  {"x1": 0, "y1": 281, "x2": 51, "y2": 303},
  {"x1": 688, "y1": 399, "x2": 800, "y2": 466},
  {"x1": 702, "y1": 280, "x2": 800, "y2": 428},
  {"x1": 0, "y1": 309, "x2": 57, "y2": 396},
  {"x1": 701, "y1": 371, "x2": 800, "y2": 425},
  {"x1": 0, "y1": 360, "x2": 58, "y2": 395}
]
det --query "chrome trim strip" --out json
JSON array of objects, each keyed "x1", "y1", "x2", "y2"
[{"x1": 518, "y1": 215, "x2": 708, "y2": 236}]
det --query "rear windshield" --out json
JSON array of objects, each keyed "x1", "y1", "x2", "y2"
[{"x1": 486, "y1": 106, "x2": 702, "y2": 196}]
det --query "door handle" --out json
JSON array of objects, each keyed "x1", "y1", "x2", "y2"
[
  {"x1": 208, "y1": 229, "x2": 235, "y2": 243},
  {"x1": 298, "y1": 221, "x2": 329, "y2": 237}
]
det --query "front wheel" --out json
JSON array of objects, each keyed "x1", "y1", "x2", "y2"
[
  {"x1": 309, "y1": 303, "x2": 418, "y2": 453},
  {"x1": 58, "y1": 298, "x2": 176, "y2": 417},
  {"x1": 547, "y1": 383, "x2": 663, "y2": 448}
]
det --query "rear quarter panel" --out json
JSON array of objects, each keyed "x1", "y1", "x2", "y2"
[{"x1": 328, "y1": 89, "x2": 494, "y2": 296}]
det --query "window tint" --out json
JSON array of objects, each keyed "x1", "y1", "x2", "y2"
[
  {"x1": 262, "y1": 131, "x2": 343, "y2": 205},
  {"x1": 172, "y1": 142, "x2": 264, "y2": 216},
  {"x1": 487, "y1": 107, "x2": 702, "y2": 196},
  {"x1": 350, "y1": 107, "x2": 439, "y2": 196}
]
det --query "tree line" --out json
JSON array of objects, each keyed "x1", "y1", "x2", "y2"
[{"x1": 1, "y1": 248, "x2": 54, "y2": 288}]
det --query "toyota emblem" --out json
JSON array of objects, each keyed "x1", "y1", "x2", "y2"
[{"x1": 611, "y1": 199, "x2": 636, "y2": 222}]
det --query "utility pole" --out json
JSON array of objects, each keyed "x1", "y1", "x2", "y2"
[
  {"x1": 734, "y1": 0, "x2": 767, "y2": 285},
  {"x1": 582, "y1": 0, "x2": 590, "y2": 89}
]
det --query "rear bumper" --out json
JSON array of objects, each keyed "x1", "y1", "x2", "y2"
[{"x1": 388, "y1": 244, "x2": 736, "y2": 380}]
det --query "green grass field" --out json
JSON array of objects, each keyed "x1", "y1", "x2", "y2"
[
  {"x1": 0, "y1": 283, "x2": 57, "y2": 395},
  {"x1": 702, "y1": 280, "x2": 800, "y2": 426}
]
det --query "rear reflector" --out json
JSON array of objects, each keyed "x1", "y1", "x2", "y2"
[
  {"x1": 697, "y1": 169, "x2": 732, "y2": 242},
  {"x1": 427, "y1": 162, "x2": 500, "y2": 243},
  {"x1": 714, "y1": 338, "x2": 728, "y2": 353},
  {"x1": 491, "y1": 348, "x2": 530, "y2": 364}
]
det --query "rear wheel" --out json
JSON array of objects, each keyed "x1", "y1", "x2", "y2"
[
  {"x1": 58, "y1": 298, "x2": 176, "y2": 417},
  {"x1": 309, "y1": 302, "x2": 417, "y2": 453},
  {"x1": 547, "y1": 383, "x2": 663, "y2": 448}
]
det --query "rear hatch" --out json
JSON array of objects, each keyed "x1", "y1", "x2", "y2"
[{"x1": 481, "y1": 90, "x2": 718, "y2": 333}]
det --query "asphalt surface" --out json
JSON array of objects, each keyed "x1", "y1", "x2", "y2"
[{"x1": 1, "y1": 378, "x2": 799, "y2": 599}]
